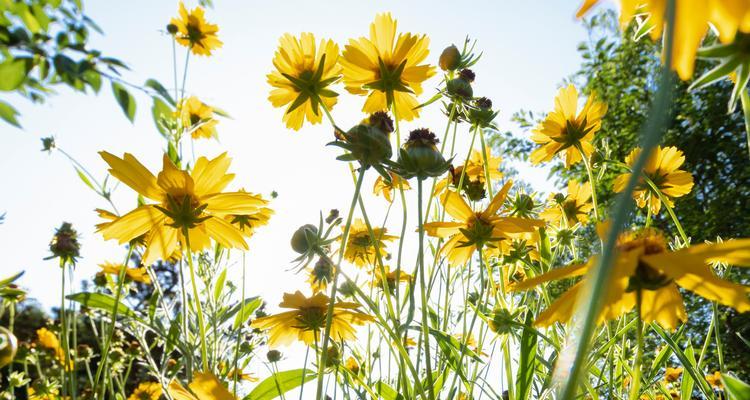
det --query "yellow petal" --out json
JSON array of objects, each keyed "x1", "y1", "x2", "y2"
[
  {"x1": 441, "y1": 190, "x2": 474, "y2": 222},
  {"x1": 99, "y1": 152, "x2": 163, "y2": 200},
  {"x1": 99, "y1": 206, "x2": 164, "y2": 244}
]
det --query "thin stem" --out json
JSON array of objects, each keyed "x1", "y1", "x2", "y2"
[
  {"x1": 180, "y1": 50, "x2": 190, "y2": 101},
  {"x1": 232, "y1": 253, "x2": 247, "y2": 396},
  {"x1": 315, "y1": 167, "x2": 366, "y2": 400},
  {"x1": 576, "y1": 143, "x2": 600, "y2": 221},
  {"x1": 478, "y1": 127, "x2": 494, "y2": 199},
  {"x1": 183, "y1": 229, "x2": 209, "y2": 372},
  {"x1": 417, "y1": 179, "x2": 436, "y2": 400},
  {"x1": 628, "y1": 290, "x2": 644, "y2": 400},
  {"x1": 741, "y1": 88, "x2": 750, "y2": 159}
]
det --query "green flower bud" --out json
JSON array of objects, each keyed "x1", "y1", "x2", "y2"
[
  {"x1": 446, "y1": 77, "x2": 473, "y2": 100},
  {"x1": 468, "y1": 97, "x2": 498, "y2": 128},
  {"x1": 439, "y1": 45, "x2": 461, "y2": 71},
  {"x1": 267, "y1": 349, "x2": 283, "y2": 362},
  {"x1": 395, "y1": 129, "x2": 451, "y2": 180},
  {"x1": 166, "y1": 23, "x2": 179, "y2": 35},
  {"x1": 291, "y1": 224, "x2": 318, "y2": 254},
  {"x1": 0, "y1": 327, "x2": 18, "y2": 368},
  {"x1": 488, "y1": 307, "x2": 515, "y2": 335},
  {"x1": 459, "y1": 68, "x2": 476, "y2": 82},
  {"x1": 48, "y1": 222, "x2": 80, "y2": 265},
  {"x1": 329, "y1": 120, "x2": 393, "y2": 168}
]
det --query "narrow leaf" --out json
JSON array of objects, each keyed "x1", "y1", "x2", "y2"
[{"x1": 245, "y1": 369, "x2": 316, "y2": 400}]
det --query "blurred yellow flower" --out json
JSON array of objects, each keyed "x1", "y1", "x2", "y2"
[
  {"x1": 99, "y1": 262, "x2": 152, "y2": 284},
  {"x1": 307, "y1": 259, "x2": 334, "y2": 293},
  {"x1": 97, "y1": 152, "x2": 268, "y2": 265},
  {"x1": 435, "y1": 148, "x2": 503, "y2": 196},
  {"x1": 251, "y1": 291, "x2": 373, "y2": 347},
  {"x1": 170, "y1": 2, "x2": 222, "y2": 56},
  {"x1": 28, "y1": 388, "x2": 59, "y2": 400},
  {"x1": 706, "y1": 371, "x2": 723, "y2": 389},
  {"x1": 178, "y1": 96, "x2": 218, "y2": 140},
  {"x1": 514, "y1": 227, "x2": 750, "y2": 329},
  {"x1": 577, "y1": 0, "x2": 750, "y2": 80},
  {"x1": 345, "y1": 356, "x2": 361, "y2": 375},
  {"x1": 267, "y1": 33, "x2": 342, "y2": 130},
  {"x1": 226, "y1": 198, "x2": 273, "y2": 239},
  {"x1": 344, "y1": 219, "x2": 397, "y2": 267},
  {"x1": 531, "y1": 84, "x2": 606, "y2": 168},
  {"x1": 424, "y1": 181, "x2": 545, "y2": 266},
  {"x1": 664, "y1": 366, "x2": 683, "y2": 383},
  {"x1": 128, "y1": 382, "x2": 162, "y2": 400},
  {"x1": 168, "y1": 371, "x2": 236, "y2": 400},
  {"x1": 540, "y1": 180, "x2": 594, "y2": 226},
  {"x1": 227, "y1": 368, "x2": 259, "y2": 382},
  {"x1": 614, "y1": 146, "x2": 694, "y2": 215},
  {"x1": 36, "y1": 328, "x2": 71, "y2": 371},
  {"x1": 373, "y1": 172, "x2": 411, "y2": 203},
  {"x1": 371, "y1": 266, "x2": 411, "y2": 295},
  {"x1": 340, "y1": 13, "x2": 436, "y2": 121}
]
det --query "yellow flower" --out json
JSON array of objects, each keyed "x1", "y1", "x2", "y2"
[
  {"x1": 614, "y1": 146, "x2": 694, "y2": 215},
  {"x1": 170, "y1": 2, "x2": 222, "y2": 56},
  {"x1": 664, "y1": 366, "x2": 683, "y2": 383},
  {"x1": 168, "y1": 371, "x2": 236, "y2": 400},
  {"x1": 340, "y1": 13, "x2": 436, "y2": 121},
  {"x1": 267, "y1": 33, "x2": 341, "y2": 131},
  {"x1": 540, "y1": 180, "x2": 594, "y2": 226},
  {"x1": 577, "y1": 0, "x2": 750, "y2": 80},
  {"x1": 227, "y1": 368, "x2": 259, "y2": 382},
  {"x1": 97, "y1": 152, "x2": 268, "y2": 266},
  {"x1": 344, "y1": 219, "x2": 397, "y2": 267},
  {"x1": 371, "y1": 266, "x2": 412, "y2": 295},
  {"x1": 706, "y1": 371, "x2": 723, "y2": 389},
  {"x1": 98, "y1": 262, "x2": 152, "y2": 284},
  {"x1": 178, "y1": 97, "x2": 218, "y2": 140},
  {"x1": 28, "y1": 388, "x2": 59, "y2": 400},
  {"x1": 373, "y1": 172, "x2": 411, "y2": 203},
  {"x1": 307, "y1": 259, "x2": 334, "y2": 293},
  {"x1": 226, "y1": 198, "x2": 273, "y2": 239},
  {"x1": 434, "y1": 148, "x2": 503, "y2": 196},
  {"x1": 345, "y1": 356, "x2": 360, "y2": 375},
  {"x1": 513, "y1": 227, "x2": 750, "y2": 329},
  {"x1": 530, "y1": 84, "x2": 607, "y2": 168},
  {"x1": 128, "y1": 382, "x2": 162, "y2": 400},
  {"x1": 36, "y1": 328, "x2": 71, "y2": 371},
  {"x1": 423, "y1": 181, "x2": 545, "y2": 266},
  {"x1": 251, "y1": 291, "x2": 373, "y2": 347}
]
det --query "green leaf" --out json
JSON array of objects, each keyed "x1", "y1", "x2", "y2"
[
  {"x1": 0, "y1": 271, "x2": 24, "y2": 288},
  {"x1": 111, "y1": 81, "x2": 136, "y2": 122},
  {"x1": 75, "y1": 167, "x2": 96, "y2": 192},
  {"x1": 66, "y1": 292, "x2": 138, "y2": 320},
  {"x1": 688, "y1": 57, "x2": 740, "y2": 92},
  {"x1": 233, "y1": 297, "x2": 262, "y2": 330},
  {"x1": 723, "y1": 373, "x2": 750, "y2": 400},
  {"x1": 516, "y1": 312, "x2": 538, "y2": 400},
  {"x1": 245, "y1": 369, "x2": 316, "y2": 400},
  {"x1": 680, "y1": 342, "x2": 696, "y2": 400},
  {"x1": 375, "y1": 381, "x2": 404, "y2": 400},
  {"x1": 145, "y1": 79, "x2": 175, "y2": 105},
  {"x1": 0, "y1": 59, "x2": 30, "y2": 91},
  {"x1": 213, "y1": 268, "x2": 227, "y2": 303},
  {"x1": 151, "y1": 97, "x2": 174, "y2": 137},
  {"x1": 653, "y1": 324, "x2": 714, "y2": 399},
  {"x1": 0, "y1": 100, "x2": 21, "y2": 128}
]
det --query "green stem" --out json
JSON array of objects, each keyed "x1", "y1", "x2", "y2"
[
  {"x1": 183, "y1": 229, "x2": 209, "y2": 372},
  {"x1": 478, "y1": 126, "x2": 494, "y2": 199},
  {"x1": 576, "y1": 143, "x2": 600, "y2": 221},
  {"x1": 417, "y1": 179, "x2": 436, "y2": 400},
  {"x1": 315, "y1": 167, "x2": 366, "y2": 400},
  {"x1": 741, "y1": 88, "x2": 750, "y2": 160},
  {"x1": 232, "y1": 253, "x2": 247, "y2": 396},
  {"x1": 628, "y1": 290, "x2": 644, "y2": 400},
  {"x1": 555, "y1": 0, "x2": 676, "y2": 396},
  {"x1": 59, "y1": 260, "x2": 70, "y2": 398}
]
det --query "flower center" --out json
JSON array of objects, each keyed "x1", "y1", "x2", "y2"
[
  {"x1": 186, "y1": 23, "x2": 206, "y2": 44},
  {"x1": 296, "y1": 306, "x2": 326, "y2": 331},
  {"x1": 460, "y1": 215, "x2": 496, "y2": 248},
  {"x1": 158, "y1": 194, "x2": 209, "y2": 230},
  {"x1": 618, "y1": 229, "x2": 673, "y2": 291}
]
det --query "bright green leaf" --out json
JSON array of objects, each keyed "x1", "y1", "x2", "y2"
[
  {"x1": 111, "y1": 81, "x2": 136, "y2": 122},
  {"x1": 245, "y1": 369, "x2": 316, "y2": 400}
]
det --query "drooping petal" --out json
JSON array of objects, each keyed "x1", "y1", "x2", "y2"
[
  {"x1": 99, "y1": 152, "x2": 163, "y2": 200},
  {"x1": 98, "y1": 206, "x2": 164, "y2": 244}
]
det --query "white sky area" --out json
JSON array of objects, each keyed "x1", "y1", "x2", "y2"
[{"x1": 0, "y1": 0, "x2": 593, "y2": 387}]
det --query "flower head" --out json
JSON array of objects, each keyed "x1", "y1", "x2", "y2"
[
  {"x1": 98, "y1": 262, "x2": 152, "y2": 284},
  {"x1": 423, "y1": 181, "x2": 545, "y2": 266},
  {"x1": 178, "y1": 97, "x2": 218, "y2": 139},
  {"x1": 540, "y1": 180, "x2": 594, "y2": 227},
  {"x1": 373, "y1": 171, "x2": 411, "y2": 203},
  {"x1": 614, "y1": 146, "x2": 694, "y2": 215},
  {"x1": 170, "y1": 2, "x2": 222, "y2": 56},
  {"x1": 268, "y1": 33, "x2": 342, "y2": 130},
  {"x1": 706, "y1": 371, "x2": 723, "y2": 389},
  {"x1": 344, "y1": 219, "x2": 397, "y2": 267},
  {"x1": 341, "y1": 13, "x2": 436, "y2": 121},
  {"x1": 531, "y1": 85, "x2": 606, "y2": 168},
  {"x1": 435, "y1": 148, "x2": 502, "y2": 198},
  {"x1": 167, "y1": 371, "x2": 236, "y2": 400},
  {"x1": 251, "y1": 291, "x2": 373, "y2": 347},
  {"x1": 308, "y1": 258, "x2": 334, "y2": 293},
  {"x1": 664, "y1": 367, "x2": 683, "y2": 383},
  {"x1": 513, "y1": 227, "x2": 750, "y2": 329},
  {"x1": 36, "y1": 328, "x2": 71, "y2": 371},
  {"x1": 47, "y1": 222, "x2": 80, "y2": 265},
  {"x1": 97, "y1": 152, "x2": 268, "y2": 266},
  {"x1": 128, "y1": 382, "x2": 162, "y2": 400},
  {"x1": 371, "y1": 266, "x2": 412, "y2": 295}
]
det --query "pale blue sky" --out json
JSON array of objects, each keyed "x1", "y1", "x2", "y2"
[{"x1": 0, "y1": 1, "x2": 592, "y2": 311}]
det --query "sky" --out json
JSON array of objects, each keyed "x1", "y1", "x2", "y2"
[{"x1": 0, "y1": 0, "x2": 591, "y2": 333}]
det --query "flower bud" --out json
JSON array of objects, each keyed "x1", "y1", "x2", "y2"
[
  {"x1": 446, "y1": 77, "x2": 473, "y2": 100},
  {"x1": 395, "y1": 129, "x2": 451, "y2": 180},
  {"x1": 468, "y1": 97, "x2": 498, "y2": 128},
  {"x1": 488, "y1": 307, "x2": 515, "y2": 335},
  {"x1": 459, "y1": 68, "x2": 476, "y2": 83},
  {"x1": 0, "y1": 327, "x2": 18, "y2": 368},
  {"x1": 41, "y1": 137, "x2": 56, "y2": 153},
  {"x1": 166, "y1": 23, "x2": 179, "y2": 35},
  {"x1": 266, "y1": 349, "x2": 282, "y2": 362},
  {"x1": 330, "y1": 119, "x2": 393, "y2": 168},
  {"x1": 291, "y1": 224, "x2": 318, "y2": 254},
  {"x1": 325, "y1": 344, "x2": 341, "y2": 368},
  {"x1": 48, "y1": 222, "x2": 80, "y2": 265},
  {"x1": 439, "y1": 45, "x2": 461, "y2": 71}
]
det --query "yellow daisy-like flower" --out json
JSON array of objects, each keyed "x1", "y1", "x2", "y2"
[
  {"x1": 373, "y1": 171, "x2": 411, "y2": 203},
  {"x1": 250, "y1": 291, "x2": 374, "y2": 347},
  {"x1": 423, "y1": 181, "x2": 545, "y2": 266},
  {"x1": 178, "y1": 97, "x2": 218, "y2": 140},
  {"x1": 99, "y1": 262, "x2": 152, "y2": 284},
  {"x1": 267, "y1": 33, "x2": 341, "y2": 131},
  {"x1": 513, "y1": 227, "x2": 750, "y2": 330},
  {"x1": 540, "y1": 180, "x2": 594, "y2": 226},
  {"x1": 226, "y1": 199, "x2": 273, "y2": 240},
  {"x1": 128, "y1": 382, "x2": 162, "y2": 400},
  {"x1": 36, "y1": 328, "x2": 71, "y2": 371},
  {"x1": 705, "y1": 371, "x2": 723, "y2": 389},
  {"x1": 371, "y1": 266, "x2": 411, "y2": 295},
  {"x1": 168, "y1": 371, "x2": 236, "y2": 400},
  {"x1": 344, "y1": 218, "x2": 397, "y2": 267},
  {"x1": 170, "y1": 2, "x2": 222, "y2": 56},
  {"x1": 345, "y1": 357, "x2": 361, "y2": 375},
  {"x1": 227, "y1": 368, "x2": 259, "y2": 382},
  {"x1": 340, "y1": 13, "x2": 436, "y2": 121},
  {"x1": 530, "y1": 84, "x2": 607, "y2": 168},
  {"x1": 28, "y1": 388, "x2": 59, "y2": 400},
  {"x1": 307, "y1": 259, "x2": 334, "y2": 293},
  {"x1": 577, "y1": 0, "x2": 750, "y2": 80},
  {"x1": 664, "y1": 366, "x2": 683, "y2": 383},
  {"x1": 97, "y1": 152, "x2": 268, "y2": 266},
  {"x1": 435, "y1": 148, "x2": 503, "y2": 195},
  {"x1": 614, "y1": 146, "x2": 694, "y2": 215}
]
